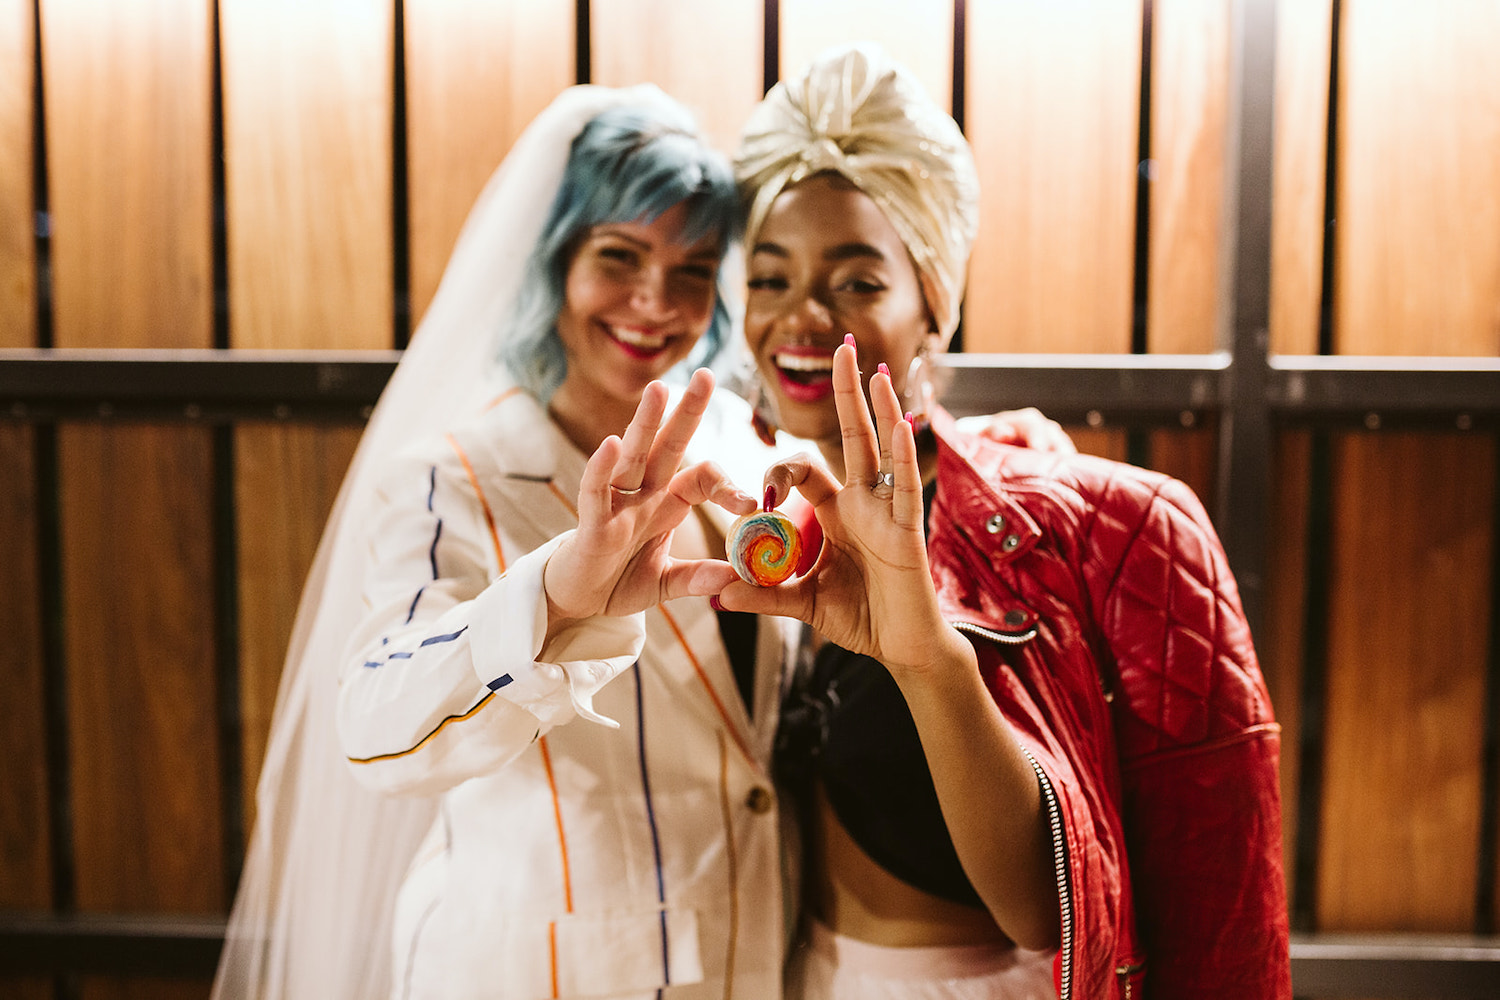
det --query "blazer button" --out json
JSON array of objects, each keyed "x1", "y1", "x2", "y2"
[{"x1": 745, "y1": 786, "x2": 774, "y2": 814}]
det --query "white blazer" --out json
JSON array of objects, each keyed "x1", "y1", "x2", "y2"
[{"x1": 336, "y1": 384, "x2": 801, "y2": 999}]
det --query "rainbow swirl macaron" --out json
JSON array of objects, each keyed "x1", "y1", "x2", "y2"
[{"x1": 726, "y1": 510, "x2": 803, "y2": 587}]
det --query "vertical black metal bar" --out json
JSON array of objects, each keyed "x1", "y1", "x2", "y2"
[
  {"x1": 211, "y1": 423, "x2": 243, "y2": 906},
  {"x1": 1215, "y1": 0, "x2": 1276, "y2": 643},
  {"x1": 392, "y1": 0, "x2": 411, "y2": 349},
  {"x1": 1292, "y1": 430, "x2": 1334, "y2": 932},
  {"x1": 1318, "y1": 0, "x2": 1341, "y2": 357},
  {"x1": 1126, "y1": 0, "x2": 1154, "y2": 471},
  {"x1": 1132, "y1": 0, "x2": 1153, "y2": 357},
  {"x1": 1476, "y1": 437, "x2": 1500, "y2": 933},
  {"x1": 208, "y1": 0, "x2": 245, "y2": 908},
  {"x1": 951, "y1": 0, "x2": 966, "y2": 131},
  {"x1": 762, "y1": 0, "x2": 779, "y2": 95},
  {"x1": 30, "y1": 13, "x2": 78, "y2": 1000},
  {"x1": 947, "y1": 0, "x2": 966, "y2": 353},
  {"x1": 575, "y1": 0, "x2": 591, "y2": 85}
]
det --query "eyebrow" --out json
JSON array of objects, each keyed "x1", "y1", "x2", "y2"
[
  {"x1": 592, "y1": 227, "x2": 720, "y2": 260},
  {"x1": 750, "y1": 240, "x2": 886, "y2": 263}
]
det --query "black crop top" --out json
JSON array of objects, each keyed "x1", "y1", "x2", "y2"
[{"x1": 773, "y1": 479, "x2": 983, "y2": 908}]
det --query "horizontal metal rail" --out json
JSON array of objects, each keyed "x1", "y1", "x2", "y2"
[
  {"x1": 1, "y1": 348, "x2": 1497, "y2": 428},
  {"x1": 4, "y1": 913, "x2": 1500, "y2": 991}
]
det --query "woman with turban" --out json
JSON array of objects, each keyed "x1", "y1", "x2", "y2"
[{"x1": 722, "y1": 43, "x2": 1291, "y2": 999}]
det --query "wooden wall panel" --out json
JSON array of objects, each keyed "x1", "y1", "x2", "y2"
[
  {"x1": 232, "y1": 423, "x2": 360, "y2": 829},
  {"x1": 63, "y1": 428, "x2": 220, "y2": 1000},
  {"x1": 1269, "y1": 0, "x2": 1332, "y2": 356},
  {"x1": 220, "y1": 0, "x2": 392, "y2": 840},
  {"x1": 0, "y1": 0, "x2": 47, "y2": 931},
  {"x1": 57, "y1": 436, "x2": 220, "y2": 902},
  {"x1": 40, "y1": 7, "x2": 220, "y2": 981},
  {"x1": 778, "y1": 0, "x2": 954, "y2": 110},
  {"x1": 0, "y1": 426, "x2": 47, "y2": 903},
  {"x1": 1263, "y1": 431, "x2": 1311, "y2": 905},
  {"x1": 220, "y1": 0, "x2": 392, "y2": 353},
  {"x1": 1315, "y1": 1, "x2": 1500, "y2": 934},
  {"x1": 591, "y1": 0, "x2": 762, "y2": 154},
  {"x1": 963, "y1": 0, "x2": 1143, "y2": 354},
  {"x1": 1, "y1": 0, "x2": 32, "y2": 346},
  {"x1": 42, "y1": 0, "x2": 213, "y2": 350},
  {"x1": 1317, "y1": 433, "x2": 1494, "y2": 931},
  {"x1": 1145, "y1": 0, "x2": 1229, "y2": 355},
  {"x1": 405, "y1": 0, "x2": 573, "y2": 331},
  {"x1": 1333, "y1": 0, "x2": 1500, "y2": 357},
  {"x1": 1144, "y1": 0, "x2": 1230, "y2": 508}
]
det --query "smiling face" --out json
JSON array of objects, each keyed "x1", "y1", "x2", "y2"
[
  {"x1": 551, "y1": 200, "x2": 721, "y2": 420},
  {"x1": 744, "y1": 172, "x2": 936, "y2": 451}
]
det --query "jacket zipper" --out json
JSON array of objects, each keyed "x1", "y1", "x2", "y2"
[
  {"x1": 1116, "y1": 961, "x2": 1144, "y2": 998},
  {"x1": 951, "y1": 620, "x2": 1038, "y2": 645},
  {"x1": 952, "y1": 620, "x2": 1070, "y2": 995},
  {"x1": 1022, "y1": 745, "x2": 1073, "y2": 1000}
]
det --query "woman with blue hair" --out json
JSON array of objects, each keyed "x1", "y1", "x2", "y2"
[{"x1": 214, "y1": 85, "x2": 802, "y2": 1000}]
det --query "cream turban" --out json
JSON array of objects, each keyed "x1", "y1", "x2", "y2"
[{"x1": 734, "y1": 42, "x2": 980, "y2": 344}]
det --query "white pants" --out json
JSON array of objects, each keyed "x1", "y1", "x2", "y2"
[{"x1": 784, "y1": 919, "x2": 1058, "y2": 1000}]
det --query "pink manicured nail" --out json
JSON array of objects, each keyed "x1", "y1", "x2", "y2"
[
  {"x1": 905, "y1": 411, "x2": 917, "y2": 429},
  {"x1": 709, "y1": 595, "x2": 724, "y2": 612},
  {"x1": 763, "y1": 485, "x2": 777, "y2": 511},
  {"x1": 843, "y1": 333, "x2": 855, "y2": 347},
  {"x1": 877, "y1": 363, "x2": 890, "y2": 377}
]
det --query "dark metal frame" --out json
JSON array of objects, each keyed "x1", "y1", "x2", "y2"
[{"x1": 5, "y1": 0, "x2": 1500, "y2": 991}]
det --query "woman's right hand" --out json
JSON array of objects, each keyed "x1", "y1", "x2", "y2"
[{"x1": 542, "y1": 367, "x2": 756, "y2": 626}]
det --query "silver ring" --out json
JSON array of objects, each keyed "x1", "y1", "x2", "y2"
[
  {"x1": 610, "y1": 484, "x2": 643, "y2": 496},
  {"x1": 870, "y1": 470, "x2": 896, "y2": 494}
]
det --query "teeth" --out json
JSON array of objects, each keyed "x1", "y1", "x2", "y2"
[
  {"x1": 776, "y1": 352, "x2": 834, "y2": 372},
  {"x1": 612, "y1": 326, "x2": 667, "y2": 348}
]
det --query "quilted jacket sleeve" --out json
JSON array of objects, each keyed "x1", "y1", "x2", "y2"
[{"x1": 1081, "y1": 466, "x2": 1291, "y2": 998}]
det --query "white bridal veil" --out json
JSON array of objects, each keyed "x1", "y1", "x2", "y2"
[{"x1": 212, "y1": 83, "x2": 675, "y2": 1000}]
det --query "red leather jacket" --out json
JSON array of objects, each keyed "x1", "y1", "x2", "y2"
[{"x1": 926, "y1": 411, "x2": 1290, "y2": 998}]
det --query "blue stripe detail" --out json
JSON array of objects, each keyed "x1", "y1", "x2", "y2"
[
  {"x1": 427, "y1": 519, "x2": 442, "y2": 582},
  {"x1": 362, "y1": 626, "x2": 469, "y2": 669},
  {"x1": 420, "y1": 626, "x2": 468, "y2": 647},
  {"x1": 486, "y1": 673, "x2": 514, "y2": 692},
  {"x1": 631, "y1": 665, "x2": 670, "y2": 987},
  {"x1": 426, "y1": 466, "x2": 437, "y2": 511},
  {"x1": 404, "y1": 585, "x2": 427, "y2": 626}
]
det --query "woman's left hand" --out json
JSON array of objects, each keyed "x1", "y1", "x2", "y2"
[
  {"x1": 716, "y1": 340, "x2": 960, "y2": 675},
  {"x1": 544, "y1": 368, "x2": 757, "y2": 625}
]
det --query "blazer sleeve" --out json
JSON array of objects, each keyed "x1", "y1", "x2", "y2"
[
  {"x1": 1084, "y1": 468, "x2": 1291, "y2": 999},
  {"x1": 335, "y1": 444, "x2": 644, "y2": 798}
]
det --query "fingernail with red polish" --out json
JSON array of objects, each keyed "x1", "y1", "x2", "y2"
[
  {"x1": 877, "y1": 363, "x2": 890, "y2": 377},
  {"x1": 843, "y1": 333, "x2": 855, "y2": 348},
  {"x1": 763, "y1": 485, "x2": 777, "y2": 511},
  {"x1": 905, "y1": 411, "x2": 917, "y2": 429},
  {"x1": 709, "y1": 595, "x2": 724, "y2": 612}
]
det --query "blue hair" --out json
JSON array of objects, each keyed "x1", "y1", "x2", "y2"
[{"x1": 501, "y1": 99, "x2": 740, "y2": 403}]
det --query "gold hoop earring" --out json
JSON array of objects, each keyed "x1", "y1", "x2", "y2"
[{"x1": 902, "y1": 349, "x2": 934, "y2": 421}]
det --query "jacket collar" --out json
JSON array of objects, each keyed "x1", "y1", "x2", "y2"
[{"x1": 926, "y1": 408, "x2": 1045, "y2": 638}]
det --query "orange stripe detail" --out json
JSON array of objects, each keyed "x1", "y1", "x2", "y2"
[
  {"x1": 717, "y1": 732, "x2": 739, "y2": 1000},
  {"x1": 347, "y1": 692, "x2": 496, "y2": 764},
  {"x1": 445, "y1": 432, "x2": 506, "y2": 573},
  {"x1": 657, "y1": 605, "x2": 755, "y2": 767},
  {"x1": 546, "y1": 480, "x2": 576, "y2": 517},
  {"x1": 482, "y1": 385, "x2": 526, "y2": 412},
  {"x1": 538, "y1": 736, "x2": 573, "y2": 913},
  {"x1": 548, "y1": 920, "x2": 560, "y2": 999}
]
